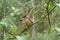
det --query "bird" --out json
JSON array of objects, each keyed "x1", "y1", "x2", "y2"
[{"x1": 20, "y1": 14, "x2": 33, "y2": 34}]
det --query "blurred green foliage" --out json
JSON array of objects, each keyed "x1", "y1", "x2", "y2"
[{"x1": 0, "y1": 0, "x2": 60, "y2": 40}]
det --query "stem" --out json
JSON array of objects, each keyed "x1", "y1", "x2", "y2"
[
  {"x1": 46, "y1": 1, "x2": 51, "y2": 33},
  {"x1": 31, "y1": 14, "x2": 36, "y2": 40}
]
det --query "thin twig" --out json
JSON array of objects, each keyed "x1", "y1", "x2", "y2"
[
  {"x1": 46, "y1": 0, "x2": 51, "y2": 33},
  {"x1": 49, "y1": 5, "x2": 56, "y2": 13}
]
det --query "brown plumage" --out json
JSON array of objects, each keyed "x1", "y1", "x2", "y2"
[{"x1": 20, "y1": 14, "x2": 33, "y2": 34}]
